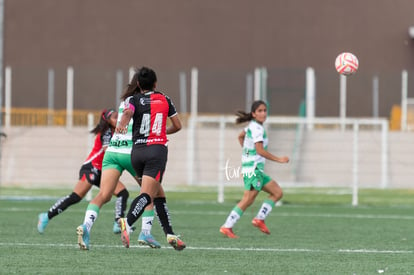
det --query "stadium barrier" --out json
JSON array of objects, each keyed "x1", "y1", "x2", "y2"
[
  {"x1": 1, "y1": 108, "x2": 101, "y2": 127},
  {"x1": 187, "y1": 115, "x2": 389, "y2": 206}
]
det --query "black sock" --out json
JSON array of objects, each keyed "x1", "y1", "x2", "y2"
[
  {"x1": 154, "y1": 197, "x2": 174, "y2": 235},
  {"x1": 48, "y1": 192, "x2": 82, "y2": 219},
  {"x1": 114, "y1": 189, "x2": 129, "y2": 221},
  {"x1": 126, "y1": 193, "x2": 151, "y2": 226}
]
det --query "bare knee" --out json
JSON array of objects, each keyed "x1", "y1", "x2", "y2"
[
  {"x1": 276, "y1": 189, "x2": 283, "y2": 200},
  {"x1": 270, "y1": 188, "x2": 283, "y2": 202},
  {"x1": 91, "y1": 192, "x2": 112, "y2": 206},
  {"x1": 101, "y1": 194, "x2": 112, "y2": 204}
]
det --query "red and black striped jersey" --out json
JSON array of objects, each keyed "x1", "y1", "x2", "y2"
[
  {"x1": 127, "y1": 91, "x2": 177, "y2": 146},
  {"x1": 83, "y1": 129, "x2": 112, "y2": 169}
]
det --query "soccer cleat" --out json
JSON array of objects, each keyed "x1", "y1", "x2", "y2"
[
  {"x1": 76, "y1": 224, "x2": 90, "y2": 250},
  {"x1": 113, "y1": 221, "x2": 121, "y2": 234},
  {"x1": 252, "y1": 218, "x2": 270, "y2": 235},
  {"x1": 167, "y1": 234, "x2": 186, "y2": 251},
  {"x1": 220, "y1": 227, "x2": 239, "y2": 239},
  {"x1": 37, "y1": 213, "x2": 49, "y2": 233},
  {"x1": 118, "y1": 218, "x2": 130, "y2": 248},
  {"x1": 113, "y1": 220, "x2": 136, "y2": 234},
  {"x1": 138, "y1": 232, "x2": 161, "y2": 249}
]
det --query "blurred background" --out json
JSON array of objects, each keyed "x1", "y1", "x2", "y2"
[{"x1": 1, "y1": 0, "x2": 414, "y2": 202}]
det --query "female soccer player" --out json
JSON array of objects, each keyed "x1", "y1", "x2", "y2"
[
  {"x1": 220, "y1": 100, "x2": 289, "y2": 238},
  {"x1": 77, "y1": 68, "x2": 184, "y2": 251},
  {"x1": 115, "y1": 66, "x2": 185, "y2": 251},
  {"x1": 37, "y1": 109, "x2": 130, "y2": 234}
]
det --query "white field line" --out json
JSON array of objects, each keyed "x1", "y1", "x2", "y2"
[
  {"x1": 3, "y1": 207, "x2": 413, "y2": 221},
  {"x1": 0, "y1": 242, "x2": 412, "y2": 254},
  {"x1": 175, "y1": 211, "x2": 414, "y2": 220}
]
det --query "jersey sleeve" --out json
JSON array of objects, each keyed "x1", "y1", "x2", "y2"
[
  {"x1": 251, "y1": 123, "x2": 264, "y2": 143},
  {"x1": 101, "y1": 129, "x2": 112, "y2": 147},
  {"x1": 125, "y1": 95, "x2": 137, "y2": 111},
  {"x1": 165, "y1": 95, "x2": 177, "y2": 117}
]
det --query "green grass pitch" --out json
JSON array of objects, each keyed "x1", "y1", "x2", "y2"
[{"x1": 1, "y1": 186, "x2": 413, "y2": 274}]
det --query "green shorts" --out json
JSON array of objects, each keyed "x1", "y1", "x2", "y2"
[
  {"x1": 102, "y1": 151, "x2": 136, "y2": 177},
  {"x1": 243, "y1": 168, "x2": 272, "y2": 191}
]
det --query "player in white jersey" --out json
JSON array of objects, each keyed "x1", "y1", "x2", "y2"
[
  {"x1": 220, "y1": 100, "x2": 289, "y2": 238},
  {"x1": 76, "y1": 68, "x2": 183, "y2": 250}
]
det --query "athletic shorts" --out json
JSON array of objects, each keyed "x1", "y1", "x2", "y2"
[
  {"x1": 131, "y1": 144, "x2": 168, "y2": 183},
  {"x1": 102, "y1": 150, "x2": 137, "y2": 177},
  {"x1": 79, "y1": 162, "x2": 101, "y2": 187},
  {"x1": 243, "y1": 168, "x2": 272, "y2": 191}
]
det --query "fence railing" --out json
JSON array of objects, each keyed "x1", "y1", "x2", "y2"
[{"x1": 1, "y1": 108, "x2": 101, "y2": 127}]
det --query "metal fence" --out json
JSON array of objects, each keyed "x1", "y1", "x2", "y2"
[{"x1": 2, "y1": 66, "x2": 414, "y2": 128}]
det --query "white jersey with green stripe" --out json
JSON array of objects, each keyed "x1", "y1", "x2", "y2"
[
  {"x1": 241, "y1": 120, "x2": 268, "y2": 175},
  {"x1": 106, "y1": 98, "x2": 134, "y2": 154}
]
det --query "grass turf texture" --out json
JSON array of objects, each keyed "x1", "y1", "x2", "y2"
[{"x1": 1, "y1": 186, "x2": 414, "y2": 274}]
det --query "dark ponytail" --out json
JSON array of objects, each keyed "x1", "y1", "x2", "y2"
[
  {"x1": 235, "y1": 100, "x2": 267, "y2": 124},
  {"x1": 121, "y1": 67, "x2": 140, "y2": 100}
]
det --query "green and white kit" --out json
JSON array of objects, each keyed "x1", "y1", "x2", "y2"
[
  {"x1": 241, "y1": 120, "x2": 271, "y2": 191},
  {"x1": 102, "y1": 98, "x2": 136, "y2": 176}
]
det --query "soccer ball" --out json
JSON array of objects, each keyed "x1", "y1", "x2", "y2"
[{"x1": 335, "y1": 52, "x2": 359, "y2": 75}]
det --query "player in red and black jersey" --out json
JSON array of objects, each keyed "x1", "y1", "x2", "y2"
[
  {"x1": 37, "y1": 109, "x2": 130, "y2": 234},
  {"x1": 116, "y1": 66, "x2": 185, "y2": 250},
  {"x1": 128, "y1": 90, "x2": 177, "y2": 147}
]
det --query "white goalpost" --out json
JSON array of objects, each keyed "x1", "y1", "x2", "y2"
[
  {"x1": 186, "y1": 116, "x2": 389, "y2": 206},
  {"x1": 185, "y1": 66, "x2": 389, "y2": 206}
]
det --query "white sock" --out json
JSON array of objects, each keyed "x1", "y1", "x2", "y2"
[
  {"x1": 83, "y1": 209, "x2": 98, "y2": 233},
  {"x1": 223, "y1": 210, "x2": 241, "y2": 228},
  {"x1": 141, "y1": 216, "x2": 154, "y2": 235},
  {"x1": 256, "y1": 202, "x2": 273, "y2": 220},
  {"x1": 141, "y1": 210, "x2": 154, "y2": 235}
]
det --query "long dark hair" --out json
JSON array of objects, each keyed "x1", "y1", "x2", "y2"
[
  {"x1": 90, "y1": 108, "x2": 115, "y2": 134},
  {"x1": 137, "y1": 66, "x2": 157, "y2": 91},
  {"x1": 235, "y1": 100, "x2": 267, "y2": 124},
  {"x1": 120, "y1": 67, "x2": 140, "y2": 100}
]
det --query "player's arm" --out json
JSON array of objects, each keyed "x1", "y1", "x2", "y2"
[
  {"x1": 238, "y1": 130, "x2": 245, "y2": 147},
  {"x1": 116, "y1": 104, "x2": 134, "y2": 134},
  {"x1": 167, "y1": 114, "x2": 182, "y2": 134},
  {"x1": 255, "y1": 142, "x2": 289, "y2": 163}
]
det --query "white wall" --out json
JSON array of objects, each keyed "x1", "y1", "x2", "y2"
[{"x1": 1, "y1": 126, "x2": 413, "y2": 189}]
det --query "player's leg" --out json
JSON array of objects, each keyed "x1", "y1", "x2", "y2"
[
  {"x1": 220, "y1": 173, "x2": 259, "y2": 238},
  {"x1": 153, "y1": 186, "x2": 173, "y2": 235},
  {"x1": 137, "y1": 204, "x2": 161, "y2": 248},
  {"x1": 252, "y1": 175, "x2": 282, "y2": 235},
  {"x1": 220, "y1": 189, "x2": 258, "y2": 238},
  {"x1": 154, "y1": 186, "x2": 185, "y2": 250},
  {"x1": 119, "y1": 145, "x2": 168, "y2": 249},
  {"x1": 37, "y1": 174, "x2": 91, "y2": 233},
  {"x1": 112, "y1": 181, "x2": 129, "y2": 234},
  {"x1": 118, "y1": 175, "x2": 157, "y2": 248},
  {"x1": 126, "y1": 175, "x2": 161, "y2": 248},
  {"x1": 77, "y1": 168, "x2": 119, "y2": 250}
]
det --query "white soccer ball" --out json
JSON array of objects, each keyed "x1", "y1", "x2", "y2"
[{"x1": 335, "y1": 52, "x2": 359, "y2": 75}]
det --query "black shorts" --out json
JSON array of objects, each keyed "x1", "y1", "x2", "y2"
[
  {"x1": 131, "y1": 144, "x2": 168, "y2": 183},
  {"x1": 79, "y1": 162, "x2": 101, "y2": 187}
]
